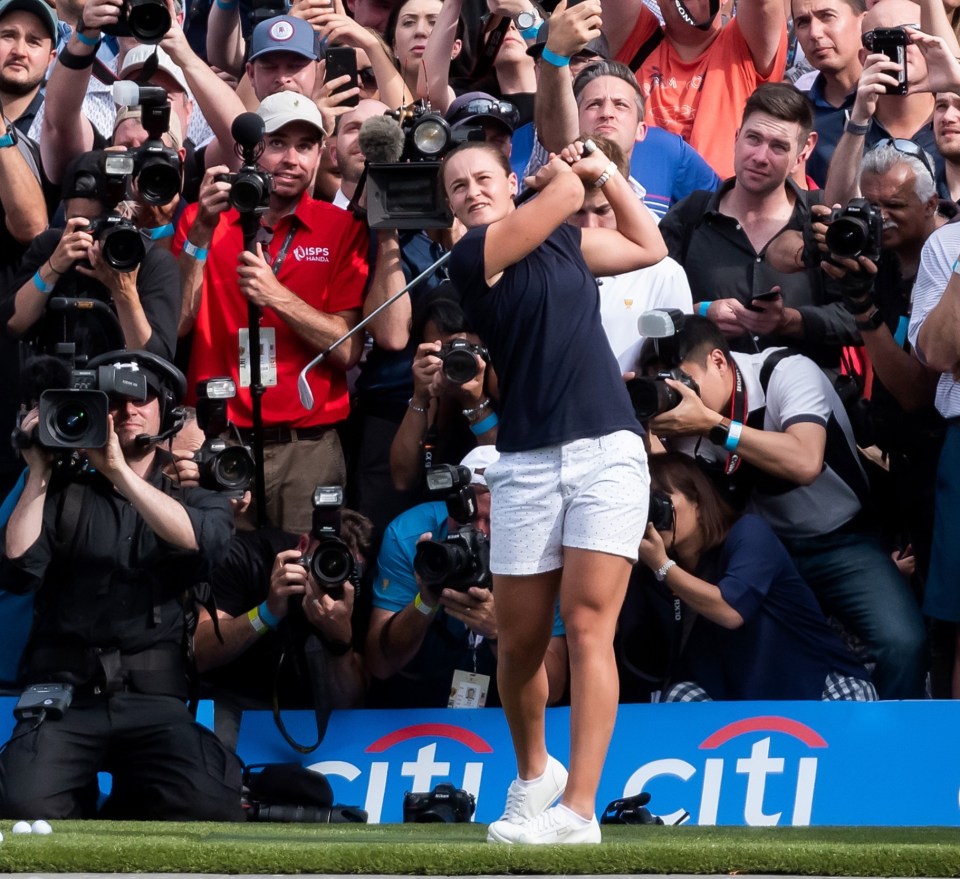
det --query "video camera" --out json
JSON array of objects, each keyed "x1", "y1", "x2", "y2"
[
  {"x1": 438, "y1": 339, "x2": 489, "y2": 385},
  {"x1": 298, "y1": 486, "x2": 359, "y2": 600},
  {"x1": 413, "y1": 464, "x2": 491, "y2": 595},
  {"x1": 825, "y1": 198, "x2": 883, "y2": 263},
  {"x1": 360, "y1": 101, "x2": 457, "y2": 229},
  {"x1": 15, "y1": 354, "x2": 147, "y2": 451},
  {"x1": 193, "y1": 378, "x2": 255, "y2": 496},
  {"x1": 403, "y1": 783, "x2": 476, "y2": 823},
  {"x1": 102, "y1": 0, "x2": 170, "y2": 43},
  {"x1": 112, "y1": 82, "x2": 183, "y2": 206}
]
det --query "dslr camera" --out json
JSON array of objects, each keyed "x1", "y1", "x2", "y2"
[
  {"x1": 112, "y1": 82, "x2": 182, "y2": 206},
  {"x1": 438, "y1": 339, "x2": 489, "y2": 385},
  {"x1": 17, "y1": 356, "x2": 147, "y2": 450},
  {"x1": 82, "y1": 151, "x2": 146, "y2": 273},
  {"x1": 102, "y1": 0, "x2": 170, "y2": 43},
  {"x1": 299, "y1": 486, "x2": 359, "y2": 600},
  {"x1": 215, "y1": 167, "x2": 274, "y2": 215},
  {"x1": 403, "y1": 783, "x2": 476, "y2": 823},
  {"x1": 193, "y1": 378, "x2": 255, "y2": 496},
  {"x1": 413, "y1": 464, "x2": 491, "y2": 594},
  {"x1": 648, "y1": 489, "x2": 674, "y2": 532},
  {"x1": 626, "y1": 368, "x2": 701, "y2": 422},
  {"x1": 825, "y1": 198, "x2": 883, "y2": 262}
]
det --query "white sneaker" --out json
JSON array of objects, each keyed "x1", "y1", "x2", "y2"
[
  {"x1": 487, "y1": 804, "x2": 601, "y2": 845},
  {"x1": 490, "y1": 755, "x2": 567, "y2": 830}
]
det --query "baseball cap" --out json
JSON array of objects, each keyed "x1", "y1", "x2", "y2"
[
  {"x1": 62, "y1": 150, "x2": 107, "y2": 200},
  {"x1": 446, "y1": 91, "x2": 518, "y2": 133},
  {"x1": 526, "y1": 20, "x2": 610, "y2": 61},
  {"x1": 0, "y1": 0, "x2": 57, "y2": 41},
  {"x1": 257, "y1": 90, "x2": 328, "y2": 137},
  {"x1": 120, "y1": 45, "x2": 189, "y2": 93},
  {"x1": 249, "y1": 15, "x2": 320, "y2": 62},
  {"x1": 459, "y1": 445, "x2": 500, "y2": 487}
]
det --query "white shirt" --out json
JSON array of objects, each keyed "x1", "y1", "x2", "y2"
[
  {"x1": 908, "y1": 221, "x2": 960, "y2": 418},
  {"x1": 597, "y1": 256, "x2": 693, "y2": 373}
]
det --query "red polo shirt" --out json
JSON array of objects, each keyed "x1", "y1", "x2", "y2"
[{"x1": 174, "y1": 193, "x2": 368, "y2": 428}]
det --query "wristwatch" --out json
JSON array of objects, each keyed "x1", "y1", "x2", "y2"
[
  {"x1": 843, "y1": 109, "x2": 871, "y2": 137},
  {"x1": 515, "y1": 7, "x2": 543, "y2": 38},
  {"x1": 0, "y1": 123, "x2": 18, "y2": 149},
  {"x1": 708, "y1": 417, "x2": 730, "y2": 446},
  {"x1": 855, "y1": 308, "x2": 885, "y2": 333}
]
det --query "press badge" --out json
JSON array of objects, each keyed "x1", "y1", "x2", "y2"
[
  {"x1": 448, "y1": 670, "x2": 489, "y2": 708},
  {"x1": 238, "y1": 327, "x2": 277, "y2": 387}
]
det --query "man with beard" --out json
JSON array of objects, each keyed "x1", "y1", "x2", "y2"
[
  {"x1": 0, "y1": 0, "x2": 55, "y2": 136},
  {"x1": 933, "y1": 91, "x2": 960, "y2": 203}
]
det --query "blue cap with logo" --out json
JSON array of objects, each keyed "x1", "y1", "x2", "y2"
[{"x1": 249, "y1": 15, "x2": 320, "y2": 62}]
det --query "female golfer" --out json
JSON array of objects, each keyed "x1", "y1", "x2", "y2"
[{"x1": 444, "y1": 138, "x2": 667, "y2": 845}]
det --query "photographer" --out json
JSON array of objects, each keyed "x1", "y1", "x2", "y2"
[
  {"x1": 175, "y1": 90, "x2": 368, "y2": 534},
  {"x1": 823, "y1": 1, "x2": 940, "y2": 209},
  {"x1": 389, "y1": 288, "x2": 498, "y2": 493},
  {"x1": 191, "y1": 496, "x2": 373, "y2": 750},
  {"x1": 771, "y1": 138, "x2": 947, "y2": 582},
  {"x1": 2, "y1": 149, "x2": 181, "y2": 361},
  {"x1": 0, "y1": 350, "x2": 242, "y2": 821},
  {"x1": 366, "y1": 447, "x2": 568, "y2": 710},
  {"x1": 646, "y1": 315, "x2": 927, "y2": 699},
  {"x1": 635, "y1": 453, "x2": 876, "y2": 701}
]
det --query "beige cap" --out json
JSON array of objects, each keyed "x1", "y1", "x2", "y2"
[{"x1": 257, "y1": 90, "x2": 328, "y2": 138}]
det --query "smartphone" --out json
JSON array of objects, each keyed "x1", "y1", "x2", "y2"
[
  {"x1": 864, "y1": 27, "x2": 908, "y2": 95},
  {"x1": 746, "y1": 288, "x2": 782, "y2": 312},
  {"x1": 14, "y1": 682, "x2": 75, "y2": 721},
  {"x1": 324, "y1": 46, "x2": 359, "y2": 108}
]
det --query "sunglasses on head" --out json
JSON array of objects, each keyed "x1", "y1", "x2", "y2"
[{"x1": 872, "y1": 137, "x2": 936, "y2": 181}]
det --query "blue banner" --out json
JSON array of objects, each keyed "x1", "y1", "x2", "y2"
[{"x1": 1, "y1": 699, "x2": 957, "y2": 825}]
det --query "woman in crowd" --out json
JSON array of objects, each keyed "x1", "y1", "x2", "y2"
[
  {"x1": 384, "y1": 0, "x2": 462, "y2": 103},
  {"x1": 637, "y1": 453, "x2": 877, "y2": 702},
  {"x1": 443, "y1": 137, "x2": 665, "y2": 844}
]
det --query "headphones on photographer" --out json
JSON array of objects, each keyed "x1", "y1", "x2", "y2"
[{"x1": 87, "y1": 349, "x2": 187, "y2": 444}]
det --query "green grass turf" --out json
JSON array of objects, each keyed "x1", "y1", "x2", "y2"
[{"x1": 2, "y1": 822, "x2": 960, "y2": 875}]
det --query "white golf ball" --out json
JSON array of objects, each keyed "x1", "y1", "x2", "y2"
[
  {"x1": 11, "y1": 821, "x2": 30, "y2": 835},
  {"x1": 31, "y1": 820, "x2": 52, "y2": 835}
]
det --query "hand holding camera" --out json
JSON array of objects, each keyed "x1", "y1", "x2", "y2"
[
  {"x1": 50, "y1": 217, "x2": 96, "y2": 276},
  {"x1": 196, "y1": 165, "x2": 234, "y2": 230},
  {"x1": 438, "y1": 584, "x2": 497, "y2": 638},
  {"x1": 269, "y1": 548, "x2": 311, "y2": 623},
  {"x1": 302, "y1": 572, "x2": 355, "y2": 644},
  {"x1": 13, "y1": 407, "x2": 55, "y2": 474},
  {"x1": 638, "y1": 522, "x2": 670, "y2": 575},
  {"x1": 908, "y1": 27, "x2": 960, "y2": 95},
  {"x1": 646, "y1": 376, "x2": 716, "y2": 438}
]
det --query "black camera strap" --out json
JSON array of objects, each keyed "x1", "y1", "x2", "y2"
[{"x1": 270, "y1": 217, "x2": 301, "y2": 278}]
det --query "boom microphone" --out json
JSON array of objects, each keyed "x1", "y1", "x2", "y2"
[
  {"x1": 232, "y1": 112, "x2": 266, "y2": 150},
  {"x1": 358, "y1": 115, "x2": 405, "y2": 165}
]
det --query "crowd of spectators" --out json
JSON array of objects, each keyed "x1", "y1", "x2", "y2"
[{"x1": 3, "y1": 0, "x2": 960, "y2": 819}]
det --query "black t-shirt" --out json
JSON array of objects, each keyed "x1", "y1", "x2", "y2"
[
  {"x1": 2, "y1": 229, "x2": 182, "y2": 367},
  {"x1": 448, "y1": 223, "x2": 642, "y2": 452}
]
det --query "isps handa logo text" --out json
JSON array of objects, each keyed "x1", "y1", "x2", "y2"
[{"x1": 294, "y1": 245, "x2": 330, "y2": 263}]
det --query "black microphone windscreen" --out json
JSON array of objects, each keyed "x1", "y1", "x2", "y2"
[
  {"x1": 232, "y1": 112, "x2": 265, "y2": 149},
  {"x1": 20, "y1": 355, "x2": 72, "y2": 403},
  {"x1": 358, "y1": 115, "x2": 405, "y2": 165}
]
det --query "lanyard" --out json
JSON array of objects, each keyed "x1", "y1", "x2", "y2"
[
  {"x1": 723, "y1": 360, "x2": 748, "y2": 476},
  {"x1": 270, "y1": 217, "x2": 301, "y2": 278},
  {"x1": 144, "y1": 223, "x2": 174, "y2": 241}
]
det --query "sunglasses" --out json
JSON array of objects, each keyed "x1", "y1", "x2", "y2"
[
  {"x1": 872, "y1": 137, "x2": 936, "y2": 181},
  {"x1": 358, "y1": 66, "x2": 377, "y2": 87}
]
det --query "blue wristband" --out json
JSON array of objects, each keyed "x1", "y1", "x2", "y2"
[
  {"x1": 698, "y1": 301, "x2": 710, "y2": 318},
  {"x1": 33, "y1": 270, "x2": 55, "y2": 294},
  {"x1": 470, "y1": 412, "x2": 499, "y2": 436},
  {"x1": 74, "y1": 28, "x2": 100, "y2": 47},
  {"x1": 541, "y1": 47, "x2": 571, "y2": 67},
  {"x1": 182, "y1": 239, "x2": 208, "y2": 261},
  {"x1": 520, "y1": 22, "x2": 542, "y2": 40},
  {"x1": 257, "y1": 601, "x2": 280, "y2": 630},
  {"x1": 724, "y1": 420, "x2": 743, "y2": 452}
]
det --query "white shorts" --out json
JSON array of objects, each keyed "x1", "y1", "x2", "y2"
[{"x1": 485, "y1": 430, "x2": 650, "y2": 576}]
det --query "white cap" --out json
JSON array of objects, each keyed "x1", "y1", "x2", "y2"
[
  {"x1": 459, "y1": 445, "x2": 500, "y2": 487},
  {"x1": 120, "y1": 45, "x2": 188, "y2": 93},
  {"x1": 257, "y1": 91, "x2": 328, "y2": 138}
]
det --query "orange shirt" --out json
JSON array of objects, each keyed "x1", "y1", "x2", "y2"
[{"x1": 616, "y1": 9, "x2": 788, "y2": 178}]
